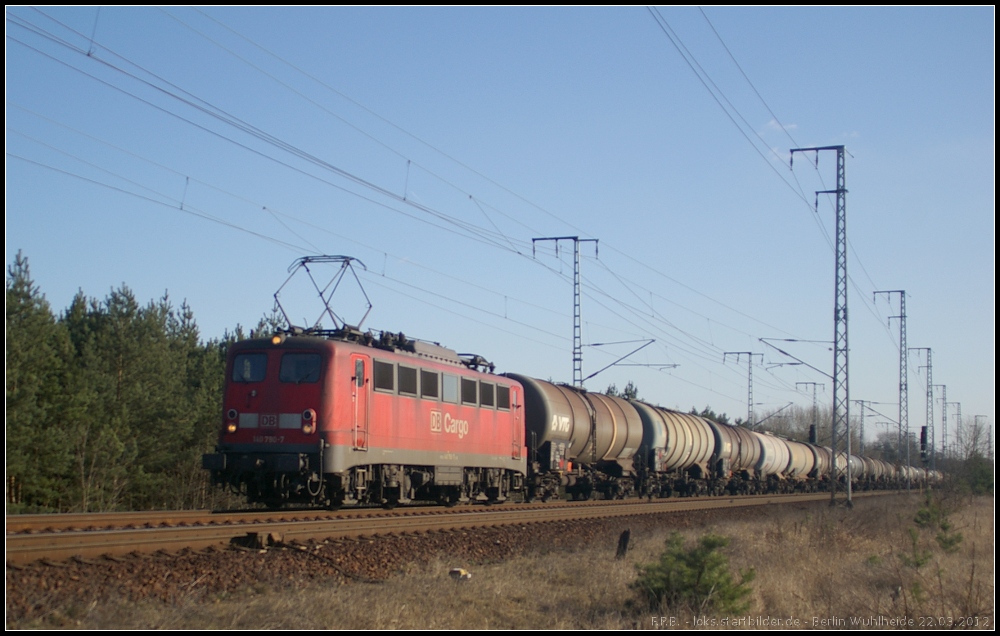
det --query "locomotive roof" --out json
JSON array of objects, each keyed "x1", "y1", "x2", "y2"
[{"x1": 232, "y1": 329, "x2": 496, "y2": 373}]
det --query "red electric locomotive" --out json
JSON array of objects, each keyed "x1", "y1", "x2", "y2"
[{"x1": 203, "y1": 330, "x2": 527, "y2": 508}]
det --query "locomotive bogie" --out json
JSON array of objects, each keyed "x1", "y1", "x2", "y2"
[{"x1": 321, "y1": 464, "x2": 521, "y2": 508}]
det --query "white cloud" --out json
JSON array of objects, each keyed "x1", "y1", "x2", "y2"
[{"x1": 766, "y1": 119, "x2": 798, "y2": 132}]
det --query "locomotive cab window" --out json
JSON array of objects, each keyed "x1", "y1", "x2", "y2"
[
  {"x1": 420, "y1": 370, "x2": 439, "y2": 399},
  {"x1": 374, "y1": 360, "x2": 395, "y2": 392},
  {"x1": 232, "y1": 353, "x2": 267, "y2": 383},
  {"x1": 497, "y1": 385, "x2": 510, "y2": 410},
  {"x1": 398, "y1": 365, "x2": 418, "y2": 396},
  {"x1": 461, "y1": 378, "x2": 478, "y2": 405},
  {"x1": 279, "y1": 353, "x2": 321, "y2": 383},
  {"x1": 480, "y1": 381, "x2": 495, "y2": 408}
]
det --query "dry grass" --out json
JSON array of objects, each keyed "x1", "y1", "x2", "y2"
[
  {"x1": 40, "y1": 493, "x2": 996, "y2": 629},
  {"x1": 699, "y1": 492, "x2": 994, "y2": 629}
]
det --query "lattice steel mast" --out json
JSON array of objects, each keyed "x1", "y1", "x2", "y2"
[
  {"x1": 911, "y1": 347, "x2": 932, "y2": 468},
  {"x1": 875, "y1": 290, "x2": 907, "y2": 490},
  {"x1": 854, "y1": 399, "x2": 871, "y2": 455},
  {"x1": 933, "y1": 385, "x2": 946, "y2": 462},
  {"x1": 791, "y1": 145, "x2": 850, "y2": 505},
  {"x1": 725, "y1": 352, "x2": 763, "y2": 427},
  {"x1": 797, "y1": 382, "x2": 823, "y2": 445},
  {"x1": 533, "y1": 236, "x2": 598, "y2": 388},
  {"x1": 950, "y1": 402, "x2": 962, "y2": 458}
]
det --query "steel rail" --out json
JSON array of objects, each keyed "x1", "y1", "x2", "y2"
[{"x1": 6, "y1": 492, "x2": 892, "y2": 566}]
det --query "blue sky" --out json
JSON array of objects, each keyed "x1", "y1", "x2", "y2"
[{"x1": 6, "y1": 7, "x2": 994, "y2": 451}]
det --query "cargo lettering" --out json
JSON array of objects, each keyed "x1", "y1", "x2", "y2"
[
  {"x1": 430, "y1": 411, "x2": 468, "y2": 439},
  {"x1": 431, "y1": 411, "x2": 469, "y2": 439},
  {"x1": 444, "y1": 413, "x2": 469, "y2": 439},
  {"x1": 550, "y1": 414, "x2": 571, "y2": 433}
]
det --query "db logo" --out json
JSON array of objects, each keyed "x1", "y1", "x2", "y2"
[
  {"x1": 430, "y1": 410, "x2": 443, "y2": 433},
  {"x1": 261, "y1": 413, "x2": 278, "y2": 428}
]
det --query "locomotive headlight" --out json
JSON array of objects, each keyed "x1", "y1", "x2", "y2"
[
  {"x1": 226, "y1": 422, "x2": 238, "y2": 434},
  {"x1": 226, "y1": 409, "x2": 239, "y2": 434},
  {"x1": 302, "y1": 408, "x2": 317, "y2": 434}
]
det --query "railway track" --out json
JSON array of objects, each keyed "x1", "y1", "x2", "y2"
[{"x1": 6, "y1": 491, "x2": 892, "y2": 566}]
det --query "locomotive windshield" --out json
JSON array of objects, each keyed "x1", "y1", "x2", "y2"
[
  {"x1": 279, "y1": 353, "x2": 322, "y2": 384},
  {"x1": 232, "y1": 353, "x2": 267, "y2": 382}
]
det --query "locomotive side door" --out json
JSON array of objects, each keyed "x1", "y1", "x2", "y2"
[
  {"x1": 511, "y1": 386, "x2": 522, "y2": 459},
  {"x1": 350, "y1": 354, "x2": 369, "y2": 451}
]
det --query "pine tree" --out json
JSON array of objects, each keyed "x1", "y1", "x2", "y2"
[
  {"x1": 5, "y1": 252, "x2": 74, "y2": 511},
  {"x1": 632, "y1": 532, "x2": 755, "y2": 614}
]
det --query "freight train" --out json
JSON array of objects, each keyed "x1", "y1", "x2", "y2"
[{"x1": 202, "y1": 328, "x2": 936, "y2": 509}]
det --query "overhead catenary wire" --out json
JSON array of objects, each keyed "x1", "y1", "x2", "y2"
[
  {"x1": 9, "y1": 32, "x2": 736, "y2": 390},
  {"x1": 7, "y1": 8, "x2": 832, "y2": 348},
  {"x1": 649, "y1": 6, "x2": 897, "y2": 345},
  {"x1": 8, "y1": 15, "x2": 528, "y2": 256},
  {"x1": 7, "y1": 8, "x2": 901, "y2": 415},
  {"x1": 8, "y1": 109, "x2": 574, "y2": 328}
]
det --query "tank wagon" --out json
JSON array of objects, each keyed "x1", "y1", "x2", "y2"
[
  {"x1": 504, "y1": 374, "x2": 643, "y2": 501},
  {"x1": 204, "y1": 330, "x2": 934, "y2": 508},
  {"x1": 631, "y1": 402, "x2": 715, "y2": 497}
]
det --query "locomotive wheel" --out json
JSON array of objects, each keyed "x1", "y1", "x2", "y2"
[
  {"x1": 326, "y1": 485, "x2": 346, "y2": 510},
  {"x1": 441, "y1": 487, "x2": 461, "y2": 507}
]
